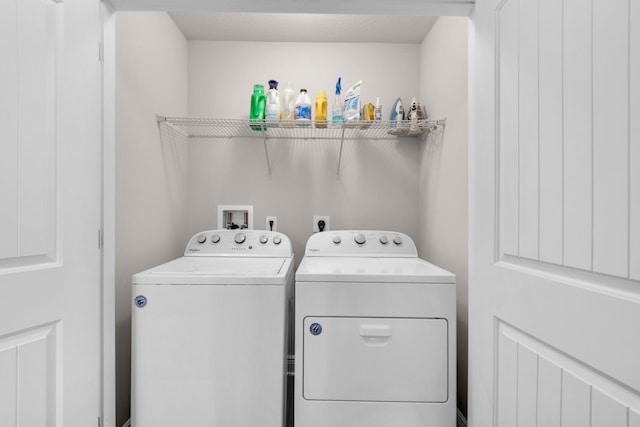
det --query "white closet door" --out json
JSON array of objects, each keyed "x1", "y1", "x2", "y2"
[
  {"x1": 470, "y1": 0, "x2": 640, "y2": 425},
  {"x1": 0, "y1": 0, "x2": 103, "y2": 426}
]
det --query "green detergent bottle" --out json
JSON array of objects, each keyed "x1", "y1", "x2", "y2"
[{"x1": 250, "y1": 84, "x2": 266, "y2": 131}]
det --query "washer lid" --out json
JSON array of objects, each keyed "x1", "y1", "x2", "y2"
[
  {"x1": 295, "y1": 257, "x2": 455, "y2": 283},
  {"x1": 133, "y1": 256, "x2": 293, "y2": 285}
]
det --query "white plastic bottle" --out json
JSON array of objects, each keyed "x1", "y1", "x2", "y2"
[
  {"x1": 374, "y1": 97, "x2": 382, "y2": 121},
  {"x1": 280, "y1": 82, "x2": 295, "y2": 128},
  {"x1": 294, "y1": 88, "x2": 312, "y2": 126},
  {"x1": 265, "y1": 80, "x2": 281, "y2": 126}
]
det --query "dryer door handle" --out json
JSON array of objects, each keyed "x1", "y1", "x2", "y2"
[{"x1": 360, "y1": 324, "x2": 392, "y2": 345}]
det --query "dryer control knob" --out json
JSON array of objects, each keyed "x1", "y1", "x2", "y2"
[
  {"x1": 273, "y1": 236, "x2": 282, "y2": 245},
  {"x1": 332, "y1": 235, "x2": 342, "y2": 244},
  {"x1": 393, "y1": 235, "x2": 403, "y2": 245},
  {"x1": 234, "y1": 233, "x2": 246, "y2": 244},
  {"x1": 196, "y1": 234, "x2": 207, "y2": 244},
  {"x1": 379, "y1": 235, "x2": 389, "y2": 245},
  {"x1": 354, "y1": 233, "x2": 366, "y2": 245},
  {"x1": 259, "y1": 235, "x2": 268, "y2": 244},
  {"x1": 211, "y1": 234, "x2": 220, "y2": 244}
]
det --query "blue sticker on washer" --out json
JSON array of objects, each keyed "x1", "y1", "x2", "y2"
[
  {"x1": 309, "y1": 322, "x2": 322, "y2": 336},
  {"x1": 134, "y1": 295, "x2": 147, "y2": 308}
]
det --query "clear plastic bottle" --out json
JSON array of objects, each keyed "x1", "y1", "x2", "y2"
[
  {"x1": 249, "y1": 84, "x2": 266, "y2": 131},
  {"x1": 294, "y1": 89, "x2": 312, "y2": 126},
  {"x1": 331, "y1": 77, "x2": 343, "y2": 128},
  {"x1": 280, "y1": 82, "x2": 295, "y2": 128},
  {"x1": 374, "y1": 97, "x2": 382, "y2": 121},
  {"x1": 315, "y1": 90, "x2": 327, "y2": 128},
  {"x1": 265, "y1": 80, "x2": 280, "y2": 127}
]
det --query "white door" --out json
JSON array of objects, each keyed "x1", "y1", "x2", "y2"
[
  {"x1": 0, "y1": 0, "x2": 103, "y2": 426},
  {"x1": 471, "y1": 0, "x2": 640, "y2": 426}
]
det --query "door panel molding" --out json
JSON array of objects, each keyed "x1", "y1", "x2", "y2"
[
  {"x1": 496, "y1": 0, "x2": 636, "y2": 281},
  {"x1": 498, "y1": 255, "x2": 640, "y2": 303},
  {"x1": 0, "y1": 0, "x2": 63, "y2": 273},
  {"x1": 496, "y1": 320, "x2": 640, "y2": 427},
  {"x1": 0, "y1": 321, "x2": 62, "y2": 427}
]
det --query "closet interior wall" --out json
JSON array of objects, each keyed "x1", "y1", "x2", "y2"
[{"x1": 115, "y1": 12, "x2": 469, "y2": 425}]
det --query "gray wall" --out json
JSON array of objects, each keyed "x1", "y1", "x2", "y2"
[
  {"x1": 115, "y1": 12, "x2": 188, "y2": 427},
  {"x1": 186, "y1": 41, "x2": 422, "y2": 260},
  {"x1": 115, "y1": 13, "x2": 469, "y2": 425},
  {"x1": 419, "y1": 16, "x2": 469, "y2": 416}
]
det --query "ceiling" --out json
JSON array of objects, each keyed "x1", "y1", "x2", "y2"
[{"x1": 168, "y1": 12, "x2": 439, "y2": 43}]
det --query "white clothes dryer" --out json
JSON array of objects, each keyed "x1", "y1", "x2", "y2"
[
  {"x1": 295, "y1": 230, "x2": 456, "y2": 427},
  {"x1": 132, "y1": 230, "x2": 294, "y2": 427}
]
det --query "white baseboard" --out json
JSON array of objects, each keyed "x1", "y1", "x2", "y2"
[
  {"x1": 457, "y1": 409, "x2": 467, "y2": 427},
  {"x1": 123, "y1": 412, "x2": 465, "y2": 427}
]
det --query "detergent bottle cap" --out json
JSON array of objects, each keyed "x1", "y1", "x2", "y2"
[{"x1": 335, "y1": 77, "x2": 342, "y2": 95}]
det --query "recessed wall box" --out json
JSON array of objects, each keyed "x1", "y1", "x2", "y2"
[{"x1": 217, "y1": 205, "x2": 254, "y2": 230}]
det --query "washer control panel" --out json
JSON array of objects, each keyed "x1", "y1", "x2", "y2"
[
  {"x1": 185, "y1": 230, "x2": 292, "y2": 257},
  {"x1": 304, "y1": 230, "x2": 417, "y2": 257}
]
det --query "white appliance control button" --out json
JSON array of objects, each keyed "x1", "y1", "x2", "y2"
[
  {"x1": 196, "y1": 234, "x2": 207, "y2": 244},
  {"x1": 393, "y1": 235, "x2": 403, "y2": 245},
  {"x1": 234, "y1": 233, "x2": 246, "y2": 244},
  {"x1": 211, "y1": 234, "x2": 220, "y2": 244},
  {"x1": 354, "y1": 233, "x2": 366, "y2": 245},
  {"x1": 273, "y1": 236, "x2": 282, "y2": 245},
  {"x1": 259, "y1": 235, "x2": 268, "y2": 244},
  {"x1": 379, "y1": 235, "x2": 389, "y2": 245},
  {"x1": 332, "y1": 235, "x2": 342, "y2": 244}
]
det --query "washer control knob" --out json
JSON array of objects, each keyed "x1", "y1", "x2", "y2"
[
  {"x1": 354, "y1": 233, "x2": 366, "y2": 245},
  {"x1": 196, "y1": 234, "x2": 207, "y2": 244},
  {"x1": 393, "y1": 235, "x2": 403, "y2": 245},
  {"x1": 259, "y1": 235, "x2": 268, "y2": 244},
  {"x1": 273, "y1": 235, "x2": 282, "y2": 245},
  {"x1": 379, "y1": 235, "x2": 389, "y2": 245},
  {"x1": 332, "y1": 235, "x2": 342, "y2": 244},
  {"x1": 211, "y1": 234, "x2": 220, "y2": 244},
  {"x1": 234, "y1": 233, "x2": 246, "y2": 244}
]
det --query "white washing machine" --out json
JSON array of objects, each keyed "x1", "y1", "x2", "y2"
[
  {"x1": 132, "y1": 230, "x2": 294, "y2": 427},
  {"x1": 295, "y1": 230, "x2": 456, "y2": 427}
]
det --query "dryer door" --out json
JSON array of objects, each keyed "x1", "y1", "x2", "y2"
[{"x1": 303, "y1": 316, "x2": 448, "y2": 403}]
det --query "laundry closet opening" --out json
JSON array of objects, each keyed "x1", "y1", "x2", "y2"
[{"x1": 112, "y1": 9, "x2": 469, "y2": 427}]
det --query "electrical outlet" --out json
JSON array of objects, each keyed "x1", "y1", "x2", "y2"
[
  {"x1": 266, "y1": 216, "x2": 277, "y2": 232},
  {"x1": 313, "y1": 215, "x2": 330, "y2": 233}
]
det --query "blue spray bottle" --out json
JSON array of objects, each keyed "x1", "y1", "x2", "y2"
[{"x1": 331, "y1": 77, "x2": 343, "y2": 127}]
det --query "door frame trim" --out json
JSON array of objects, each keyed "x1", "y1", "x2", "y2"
[
  {"x1": 99, "y1": 2, "x2": 477, "y2": 427},
  {"x1": 100, "y1": 1, "x2": 116, "y2": 426}
]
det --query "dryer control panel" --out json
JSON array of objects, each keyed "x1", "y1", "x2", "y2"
[
  {"x1": 185, "y1": 230, "x2": 292, "y2": 257},
  {"x1": 304, "y1": 230, "x2": 417, "y2": 257}
]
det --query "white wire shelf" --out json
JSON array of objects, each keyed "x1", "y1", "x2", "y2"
[
  {"x1": 157, "y1": 116, "x2": 445, "y2": 140},
  {"x1": 156, "y1": 115, "x2": 446, "y2": 174}
]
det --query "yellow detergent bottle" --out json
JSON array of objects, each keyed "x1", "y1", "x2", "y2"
[{"x1": 315, "y1": 90, "x2": 327, "y2": 128}]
